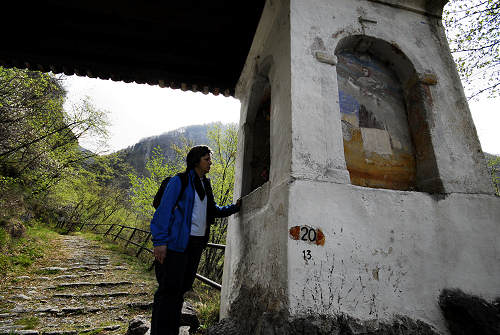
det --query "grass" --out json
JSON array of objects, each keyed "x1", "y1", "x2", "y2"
[
  {"x1": 186, "y1": 281, "x2": 222, "y2": 332},
  {"x1": 35, "y1": 268, "x2": 65, "y2": 275},
  {"x1": 14, "y1": 316, "x2": 40, "y2": 329},
  {"x1": 0, "y1": 220, "x2": 60, "y2": 278},
  {"x1": 72, "y1": 231, "x2": 153, "y2": 274},
  {"x1": 0, "y1": 301, "x2": 15, "y2": 313}
]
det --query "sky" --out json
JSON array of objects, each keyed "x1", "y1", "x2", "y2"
[
  {"x1": 62, "y1": 75, "x2": 499, "y2": 155},
  {"x1": 62, "y1": 77, "x2": 241, "y2": 153}
]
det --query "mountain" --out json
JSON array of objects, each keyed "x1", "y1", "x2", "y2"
[{"x1": 118, "y1": 124, "x2": 212, "y2": 176}]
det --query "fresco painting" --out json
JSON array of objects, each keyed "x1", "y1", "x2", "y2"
[{"x1": 337, "y1": 51, "x2": 417, "y2": 190}]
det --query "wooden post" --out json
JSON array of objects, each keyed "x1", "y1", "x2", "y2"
[
  {"x1": 104, "y1": 224, "x2": 114, "y2": 237},
  {"x1": 136, "y1": 232, "x2": 152, "y2": 257},
  {"x1": 125, "y1": 228, "x2": 137, "y2": 248},
  {"x1": 114, "y1": 226, "x2": 125, "y2": 241},
  {"x1": 67, "y1": 221, "x2": 77, "y2": 233}
]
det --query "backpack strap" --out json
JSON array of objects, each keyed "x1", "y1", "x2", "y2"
[
  {"x1": 153, "y1": 177, "x2": 171, "y2": 209},
  {"x1": 174, "y1": 171, "x2": 189, "y2": 208}
]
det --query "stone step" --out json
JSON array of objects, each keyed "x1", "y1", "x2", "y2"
[
  {"x1": 1, "y1": 304, "x2": 124, "y2": 316},
  {"x1": 67, "y1": 266, "x2": 107, "y2": 271},
  {"x1": 0, "y1": 301, "x2": 153, "y2": 320},
  {"x1": 50, "y1": 281, "x2": 133, "y2": 289},
  {"x1": 52, "y1": 273, "x2": 105, "y2": 280},
  {"x1": 39, "y1": 267, "x2": 68, "y2": 273},
  {"x1": 39, "y1": 265, "x2": 126, "y2": 274},
  {"x1": 41, "y1": 325, "x2": 120, "y2": 335},
  {"x1": 0, "y1": 324, "x2": 121, "y2": 335},
  {"x1": 127, "y1": 301, "x2": 153, "y2": 310},
  {"x1": 0, "y1": 329, "x2": 38, "y2": 335},
  {"x1": 52, "y1": 291, "x2": 147, "y2": 299}
]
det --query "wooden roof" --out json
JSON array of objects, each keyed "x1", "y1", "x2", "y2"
[{"x1": 0, "y1": 1, "x2": 265, "y2": 96}]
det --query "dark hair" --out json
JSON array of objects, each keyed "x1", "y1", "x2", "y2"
[{"x1": 186, "y1": 145, "x2": 212, "y2": 170}]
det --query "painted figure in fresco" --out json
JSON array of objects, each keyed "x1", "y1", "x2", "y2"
[{"x1": 150, "y1": 145, "x2": 241, "y2": 335}]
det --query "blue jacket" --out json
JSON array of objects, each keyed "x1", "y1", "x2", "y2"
[{"x1": 150, "y1": 169, "x2": 239, "y2": 252}]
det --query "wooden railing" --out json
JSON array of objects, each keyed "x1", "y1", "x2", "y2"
[{"x1": 56, "y1": 221, "x2": 225, "y2": 290}]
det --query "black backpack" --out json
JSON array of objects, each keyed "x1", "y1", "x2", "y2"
[{"x1": 152, "y1": 172, "x2": 189, "y2": 209}]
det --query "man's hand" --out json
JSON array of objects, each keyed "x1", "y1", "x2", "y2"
[{"x1": 154, "y1": 245, "x2": 167, "y2": 264}]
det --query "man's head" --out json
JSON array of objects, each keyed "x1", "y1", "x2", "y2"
[{"x1": 186, "y1": 145, "x2": 213, "y2": 175}]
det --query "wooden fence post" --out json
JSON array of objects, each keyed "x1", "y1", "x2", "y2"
[
  {"x1": 136, "y1": 232, "x2": 152, "y2": 257},
  {"x1": 104, "y1": 224, "x2": 114, "y2": 237},
  {"x1": 125, "y1": 228, "x2": 137, "y2": 248},
  {"x1": 114, "y1": 225, "x2": 125, "y2": 241}
]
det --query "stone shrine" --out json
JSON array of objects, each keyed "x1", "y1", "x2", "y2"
[{"x1": 219, "y1": 0, "x2": 500, "y2": 333}]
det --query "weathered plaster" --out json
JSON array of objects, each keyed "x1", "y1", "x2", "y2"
[
  {"x1": 287, "y1": 180, "x2": 500, "y2": 331},
  {"x1": 221, "y1": 0, "x2": 292, "y2": 319},
  {"x1": 221, "y1": 0, "x2": 500, "y2": 334}
]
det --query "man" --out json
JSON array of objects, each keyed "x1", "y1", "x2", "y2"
[{"x1": 150, "y1": 145, "x2": 241, "y2": 335}]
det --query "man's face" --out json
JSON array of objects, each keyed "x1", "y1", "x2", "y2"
[{"x1": 197, "y1": 153, "x2": 212, "y2": 175}]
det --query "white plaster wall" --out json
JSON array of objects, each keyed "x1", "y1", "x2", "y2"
[
  {"x1": 221, "y1": 0, "x2": 498, "y2": 333},
  {"x1": 285, "y1": 0, "x2": 500, "y2": 332},
  {"x1": 221, "y1": 0, "x2": 292, "y2": 319},
  {"x1": 287, "y1": 180, "x2": 500, "y2": 332},
  {"x1": 289, "y1": 0, "x2": 493, "y2": 194}
]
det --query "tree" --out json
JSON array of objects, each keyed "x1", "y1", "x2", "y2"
[
  {"x1": 0, "y1": 67, "x2": 109, "y2": 194},
  {"x1": 128, "y1": 146, "x2": 184, "y2": 220},
  {"x1": 199, "y1": 123, "x2": 238, "y2": 281},
  {"x1": 444, "y1": 0, "x2": 500, "y2": 99},
  {"x1": 48, "y1": 154, "x2": 133, "y2": 231}
]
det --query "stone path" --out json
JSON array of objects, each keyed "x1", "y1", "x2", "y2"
[{"x1": 0, "y1": 234, "x2": 157, "y2": 335}]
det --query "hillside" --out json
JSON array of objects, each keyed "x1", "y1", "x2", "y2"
[{"x1": 118, "y1": 124, "x2": 211, "y2": 176}]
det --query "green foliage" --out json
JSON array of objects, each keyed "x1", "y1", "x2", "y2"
[
  {"x1": 199, "y1": 124, "x2": 238, "y2": 282},
  {"x1": 488, "y1": 155, "x2": 500, "y2": 195},
  {"x1": 49, "y1": 154, "x2": 133, "y2": 232},
  {"x1": 444, "y1": 0, "x2": 500, "y2": 99},
  {"x1": 207, "y1": 123, "x2": 238, "y2": 207},
  {"x1": 0, "y1": 66, "x2": 110, "y2": 199},
  {"x1": 129, "y1": 146, "x2": 184, "y2": 219},
  {"x1": 0, "y1": 176, "x2": 18, "y2": 191}
]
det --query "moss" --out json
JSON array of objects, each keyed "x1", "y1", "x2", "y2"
[
  {"x1": 79, "y1": 328, "x2": 104, "y2": 335},
  {"x1": 14, "y1": 316, "x2": 40, "y2": 329},
  {"x1": 36, "y1": 268, "x2": 64, "y2": 275}
]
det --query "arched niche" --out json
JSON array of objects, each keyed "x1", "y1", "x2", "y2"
[
  {"x1": 241, "y1": 73, "x2": 271, "y2": 197},
  {"x1": 335, "y1": 35, "x2": 442, "y2": 193}
]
